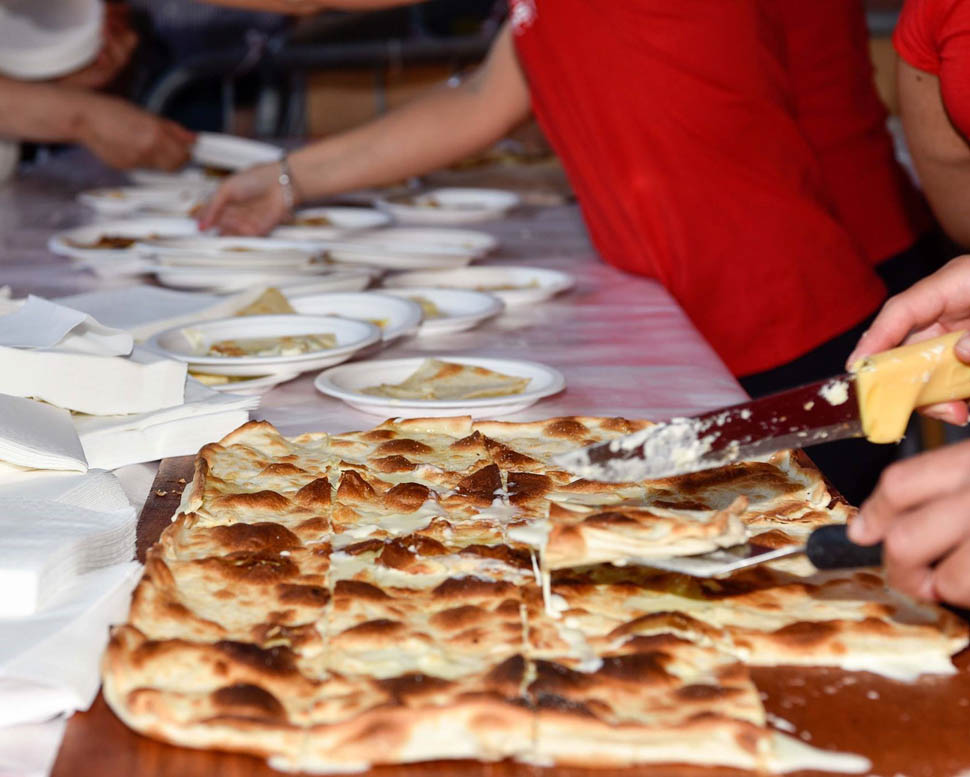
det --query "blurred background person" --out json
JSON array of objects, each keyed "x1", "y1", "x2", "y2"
[{"x1": 0, "y1": 1, "x2": 193, "y2": 173}]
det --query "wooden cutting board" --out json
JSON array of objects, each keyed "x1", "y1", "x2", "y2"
[{"x1": 51, "y1": 456, "x2": 970, "y2": 777}]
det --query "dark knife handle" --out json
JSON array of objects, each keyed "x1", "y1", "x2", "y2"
[{"x1": 805, "y1": 524, "x2": 883, "y2": 570}]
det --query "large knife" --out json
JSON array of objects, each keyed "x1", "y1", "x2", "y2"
[{"x1": 554, "y1": 330, "x2": 970, "y2": 483}]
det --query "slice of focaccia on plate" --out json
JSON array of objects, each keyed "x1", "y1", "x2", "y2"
[{"x1": 363, "y1": 359, "x2": 531, "y2": 400}]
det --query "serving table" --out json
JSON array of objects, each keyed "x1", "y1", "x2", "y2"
[{"x1": 4, "y1": 149, "x2": 968, "y2": 777}]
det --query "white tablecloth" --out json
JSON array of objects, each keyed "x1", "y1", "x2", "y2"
[{"x1": 0, "y1": 149, "x2": 748, "y2": 775}]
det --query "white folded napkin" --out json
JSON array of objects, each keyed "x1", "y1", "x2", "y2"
[
  {"x1": 74, "y1": 378, "x2": 259, "y2": 470},
  {"x1": 0, "y1": 468, "x2": 130, "y2": 511},
  {"x1": 57, "y1": 285, "x2": 268, "y2": 341},
  {"x1": 0, "y1": 717, "x2": 66, "y2": 777},
  {"x1": 0, "y1": 395, "x2": 87, "y2": 472},
  {"x1": 0, "y1": 560, "x2": 142, "y2": 725},
  {"x1": 0, "y1": 498, "x2": 135, "y2": 617},
  {"x1": 0, "y1": 345, "x2": 186, "y2": 416},
  {"x1": 0, "y1": 296, "x2": 132, "y2": 356}
]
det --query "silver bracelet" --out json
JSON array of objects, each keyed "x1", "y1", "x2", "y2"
[{"x1": 278, "y1": 156, "x2": 297, "y2": 211}]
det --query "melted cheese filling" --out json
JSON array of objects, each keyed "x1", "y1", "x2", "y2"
[{"x1": 852, "y1": 331, "x2": 970, "y2": 443}]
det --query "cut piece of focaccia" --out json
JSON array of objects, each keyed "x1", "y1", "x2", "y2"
[
  {"x1": 537, "y1": 564, "x2": 969, "y2": 680},
  {"x1": 529, "y1": 633, "x2": 771, "y2": 770},
  {"x1": 363, "y1": 359, "x2": 531, "y2": 400}
]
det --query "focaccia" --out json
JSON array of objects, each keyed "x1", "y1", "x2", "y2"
[{"x1": 102, "y1": 417, "x2": 968, "y2": 774}]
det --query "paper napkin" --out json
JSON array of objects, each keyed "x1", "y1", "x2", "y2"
[
  {"x1": 0, "y1": 395, "x2": 86, "y2": 472},
  {"x1": 0, "y1": 296, "x2": 132, "y2": 356},
  {"x1": 0, "y1": 497, "x2": 136, "y2": 617},
  {"x1": 58, "y1": 285, "x2": 269, "y2": 341},
  {"x1": 74, "y1": 378, "x2": 259, "y2": 469},
  {"x1": 0, "y1": 561, "x2": 142, "y2": 724},
  {"x1": 0, "y1": 345, "x2": 186, "y2": 416}
]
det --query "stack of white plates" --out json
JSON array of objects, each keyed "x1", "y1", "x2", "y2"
[
  {"x1": 148, "y1": 315, "x2": 382, "y2": 379},
  {"x1": 289, "y1": 292, "x2": 423, "y2": 342},
  {"x1": 0, "y1": 0, "x2": 102, "y2": 80},
  {"x1": 320, "y1": 228, "x2": 498, "y2": 270},
  {"x1": 273, "y1": 207, "x2": 391, "y2": 241},
  {"x1": 376, "y1": 188, "x2": 520, "y2": 225},
  {"x1": 384, "y1": 265, "x2": 575, "y2": 306},
  {"x1": 134, "y1": 235, "x2": 379, "y2": 293},
  {"x1": 78, "y1": 186, "x2": 211, "y2": 218},
  {"x1": 48, "y1": 218, "x2": 201, "y2": 277}
]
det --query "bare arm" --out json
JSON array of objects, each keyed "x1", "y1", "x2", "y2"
[
  {"x1": 0, "y1": 77, "x2": 194, "y2": 170},
  {"x1": 200, "y1": 22, "x2": 531, "y2": 234},
  {"x1": 898, "y1": 58, "x2": 970, "y2": 247}
]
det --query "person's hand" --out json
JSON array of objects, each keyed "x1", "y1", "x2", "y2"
[
  {"x1": 850, "y1": 440, "x2": 970, "y2": 607},
  {"x1": 74, "y1": 95, "x2": 195, "y2": 170},
  {"x1": 197, "y1": 162, "x2": 293, "y2": 235},
  {"x1": 846, "y1": 254, "x2": 970, "y2": 426},
  {"x1": 55, "y1": 6, "x2": 137, "y2": 90}
]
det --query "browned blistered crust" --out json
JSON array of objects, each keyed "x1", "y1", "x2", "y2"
[{"x1": 103, "y1": 417, "x2": 968, "y2": 773}]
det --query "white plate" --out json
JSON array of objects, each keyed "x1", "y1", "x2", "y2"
[
  {"x1": 314, "y1": 356, "x2": 565, "y2": 418},
  {"x1": 376, "y1": 188, "x2": 520, "y2": 225},
  {"x1": 49, "y1": 217, "x2": 201, "y2": 277},
  {"x1": 128, "y1": 168, "x2": 221, "y2": 187},
  {"x1": 289, "y1": 292, "x2": 422, "y2": 342},
  {"x1": 192, "y1": 133, "x2": 283, "y2": 172},
  {"x1": 383, "y1": 266, "x2": 575, "y2": 306},
  {"x1": 138, "y1": 236, "x2": 322, "y2": 269},
  {"x1": 151, "y1": 263, "x2": 348, "y2": 294},
  {"x1": 319, "y1": 231, "x2": 485, "y2": 270},
  {"x1": 78, "y1": 186, "x2": 207, "y2": 217},
  {"x1": 150, "y1": 314, "x2": 381, "y2": 376},
  {"x1": 379, "y1": 287, "x2": 503, "y2": 336},
  {"x1": 272, "y1": 207, "x2": 391, "y2": 241},
  {"x1": 276, "y1": 270, "x2": 374, "y2": 295},
  {"x1": 188, "y1": 371, "x2": 298, "y2": 395},
  {"x1": 340, "y1": 227, "x2": 498, "y2": 257}
]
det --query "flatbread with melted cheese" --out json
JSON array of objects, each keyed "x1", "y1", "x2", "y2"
[
  {"x1": 363, "y1": 359, "x2": 531, "y2": 400},
  {"x1": 102, "y1": 417, "x2": 968, "y2": 773},
  {"x1": 232, "y1": 288, "x2": 296, "y2": 317}
]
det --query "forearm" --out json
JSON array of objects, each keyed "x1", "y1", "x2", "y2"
[
  {"x1": 287, "y1": 25, "x2": 531, "y2": 200},
  {"x1": 0, "y1": 77, "x2": 86, "y2": 143},
  {"x1": 898, "y1": 59, "x2": 970, "y2": 247}
]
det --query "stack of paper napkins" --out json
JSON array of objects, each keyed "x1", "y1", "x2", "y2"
[
  {"x1": 58, "y1": 284, "x2": 269, "y2": 341},
  {"x1": 0, "y1": 497, "x2": 135, "y2": 617},
  {"x1": 0, "y1": 296, "x2": 185, "y2": 415},
  {"x1": 0, "y1": 296, "x2": 259, "y2": 470},
  {"x1": 0, "y1": 394, "x2": 87, "y2": 472},
  {"x1": 75, "y1": 378, "x2": 258, "y2": 469}
]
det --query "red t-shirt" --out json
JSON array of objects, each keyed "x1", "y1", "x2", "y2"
[
  {"x1": 768, "y1": 0, "x2": 930, "y2": 267},
  {"x1": 895, "y1": 0, "x2": 970, "y2": 138},
  {"x1": 511, "y1": 0, "x2": 888, "y2": 377}
]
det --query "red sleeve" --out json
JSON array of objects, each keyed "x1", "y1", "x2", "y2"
[{"x1": 894, "y1": 0, "x2": 947, "y2": 74}]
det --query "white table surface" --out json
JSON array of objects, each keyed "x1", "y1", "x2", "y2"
[{"x1": 0, "y1": 147, "x2": 746, "y2": 462}]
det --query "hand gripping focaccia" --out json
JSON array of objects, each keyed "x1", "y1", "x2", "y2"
[{"x1": 102, "y1": 417, "x2": 967, "y2": 774}]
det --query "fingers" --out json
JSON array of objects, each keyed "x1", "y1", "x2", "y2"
[
  {"x1": 880, "y1": 491, "x2": 970, "y2": 600},
  {"x1": 852, "y1": 440, "x2": 970, "y2": 544},
  {"x1": 931, "y1": 540, "x2": 970, "y2": 608},
  {"x1": 846, "y1": 255, "x2": 970, "y2": 368},
  {"x1": 197, "y1": 183, "x2": 235, "y2": 231},
  {"x1": 139, "y1": 120, "x2": 194, "y2": 171},
  {"x1": 919, "y1": 401, "x2": 969, "y2": 426}
]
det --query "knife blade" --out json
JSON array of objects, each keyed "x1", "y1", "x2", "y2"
[
  {"x1": 640, "y1": 524, "x2": 883, "y2": 578},
  {"x1": 554, "y1": 375, "x2": 862, "y2": 483}
]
